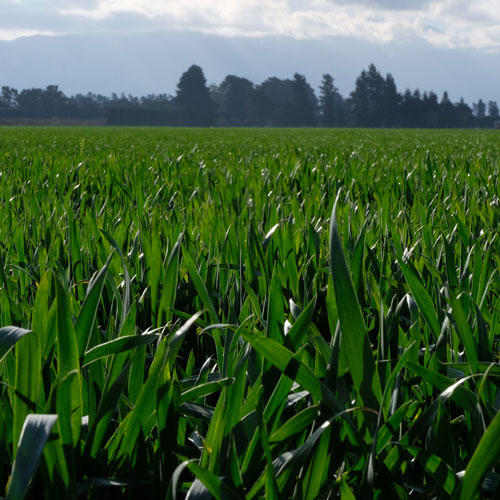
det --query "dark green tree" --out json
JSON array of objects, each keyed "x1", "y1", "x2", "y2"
[
  {"x1": 473, "y1": 99, "x2": 486, "y2": 118},
  {"x1": 319, "y1": 73, "x2": 337, "y2": 126},
  {"x1": 439, "y1": 91, "x2": 456, "y2": 127},
  {"x1": 216, "y1": 75, "x2": 255, "y2": 126},
  {"x1": 381, "y1": 73, "x2": 399, "y2": 126},
  {"x1": 421, "y1": 91, "x2": 440, "y2": 127},
  {"x1": 175, "y1": 65, "x2": 215, "y2": 126},
  {"x1": 257, "y1": 77, "x2": 294, "y2": 126},
  {"x1": 246, "y1": 87, "x2": 273, "y2": 126},
  {"x1": 488, "y1": 100, "x2": 499, "y2": 118},
  {"x1": 0, "y1": 86, "x2": 18, "y2": 109},
  {"x1": 291, "y1": 73, "x2": 317, "y2": 126},
  {"x1": 257, "y1": 75, "x2": 317, "y2": 126},
  {"x1": 399, "y1": 89, "x2": 423, "y2": 127},
  {"x1": 17, "y1": 85, "x2": 67, "y2": 118},
  {"x1": 455, "y1": 97, "x2": 473, "y2": 128},
  {"x1": 350, "y1": 64, "x2": 397, "y2": 127},
  {"x1": 0, "y1": 86, "x2": 20, "y2": 118}
]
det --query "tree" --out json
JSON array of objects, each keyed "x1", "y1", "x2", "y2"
[
  {"x1": 350, "y1": 64, "x2": 397, "y2": 127},
  {"x1": 216, "y1": 75, "x2": 255, "y2": 126},
  {"x1": 381, "y1": 73, "x2": 399, "y2": 127},
  {"x1": 246, "y1": 87, "x2": 272, "y2": 126},
  {"x1": 291, "y1": 73, "x2": 317, "y2": 126},
  {"x1": 319, "y1": 74, "x2": 337, "y2": 126},
  {"x1": 256, "y1": 75, "x2": 317, "y2": 126},
  {"x1": 175, "y1": 65, "x2": 215, "y2": 126},
  {"x1": 473, "y1": 99, "x2": 486, "y2": 118},
  {"x1": 439, "y1": 91, "x2": 456, "y2": 127},
  {"x1": 0, "y1": 86, "x2": 18, "y2": 109},
  {"x1": 455, "y1": 98, "x2": 473, "y2": 128},
  {"x1": 257, "y1": 77, "x2": 294, "y2": 126},
  {"x1": 421, "y1": 91, "x2": 440, "y2": 127},
  {"x1": 488, "y1": 101, "x2": 499, "y2": 118},
  {"x1": 0, "y1": 86, "x2": 20, "y2": 118},
  {"x1": 17, "y1": 85, "x2": 67, "y2": 118},
  {"x1": 400, "y1": 89, "x2": 423, "y2": 127},
  {"x1": 67, "y1": 92, "x2": 108, "y2": 120}
]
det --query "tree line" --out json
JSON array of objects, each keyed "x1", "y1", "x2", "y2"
[{"x1": 1, "y1": 63, "x2": 499, "y2": 128}]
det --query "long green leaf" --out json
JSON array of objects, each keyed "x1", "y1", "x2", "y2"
[
  {"x1": 158, "y1": 232, "x2": 182, "y2": 327},
  {"x1": 82, "y1": 333, "x2": 159, "y2": 367},
  {"x1": 13, "y1": 331, "x2": 40, "y2": 455},
  {"x1": 75, "y1": 255, "x2": 110, "y2": 356},
  {"x1": 238, "y1": 326, "x2": 348, "y2": 419},
  {"x1": 180, "y1": 378, "x2": 235, "y2": 404},
  {"x1": 31, "y1": 271, "x2": 50, "y2": 360},
  {"x1": 405, "y1": 446, "x2": 457, "y2": 495},
  {"x1": 0, "y1": 327, "x2": 31, "y2": 363},
  {"x1": 286, "y1": 297, "x2": 316, "y2": 350},
  {"x1": 54, "y1": 276, "x2": 82, "y2": 447},
  {"x1": 56, "y1": 370, "x2": 82, "y2": 447},
  {"x1": 399, "y1": 260, "x2": 441, "y2": 340},
  {"x1": 460, "y1": 410, "x2": 500, "y2": 499},
  {"x1": 269, "y1": 405, "x2": 320, "y2": 442},
  {"x1": 183, "y1": 248, "x2": 219, "y2": 324},
  {"x1": 329, "y1": 193, "x2": 381, "y2": 409},
  {"x1": 187, "y1": 462, "x2": 241, "y2": 499},
  {"x1": 406, "y1": 361, "x2": 477, "y2": 413},
  {"x1": 449, "y1": 293, "x2": 479, "y2": 373},
  {"x1": 7, "y1": 414, "x2": 58, "y2": 500}
]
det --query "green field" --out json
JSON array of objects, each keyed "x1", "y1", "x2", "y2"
[{"x1": 1, "y1": 127, "x2": 500, "y2": 499}]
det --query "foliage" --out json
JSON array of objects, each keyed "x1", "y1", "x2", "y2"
[
  {"x1": 0, "y1": 127, "x2": 500, "y2": 498},
  {"x1": 175, "y1": 65, "x2": 215, "y2": 126},
  {"x1": 318, "y1": 73, "x2": 340, "y2": 127},
  {"x1": 2, "y1": 63, "x2": 500, "y2": 127}
]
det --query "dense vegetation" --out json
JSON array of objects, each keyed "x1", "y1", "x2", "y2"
[
  {"x1": 1, "y1": 64, "x2": 499, "y2": 127},
  {"x1": 1, "y1": 127, "x2": 500, "y2": 499}
]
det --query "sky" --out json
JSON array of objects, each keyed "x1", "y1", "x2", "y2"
[{"x1": 1, "y1": 0, "x2": 500, "y2": 103}]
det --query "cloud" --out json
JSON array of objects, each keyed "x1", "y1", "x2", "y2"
[
  {"x1": 414, "y1": 0, "x2": 500, "y2": 50},
  {"x1": 322, "y1": 0, "x2": 434, "y2": 11},
  {"x1": 0, "y1": 28, "x2": 56, "y2": 41},
  {"x1": 1, "y1": 0, "x2": 500, "y2": 52},
  {"x1": 53, "y1": 0, "x2": 417, "y2": 42}
]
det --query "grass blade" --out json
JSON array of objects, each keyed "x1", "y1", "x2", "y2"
[
  {"x1": 238, "y1": 326, "x2": 348, "y2": 419},
  {"x1": 6, "y1": 414, "x2": 58, "y2": 500},
  {"x1": 0, "y1": 327, "x2": 31, "y2": 363},
  {"x1": 13, "y1": 331, "x2": 40, "y2": 455},
  {"x1": 329, "y1": 192, "x2": 382, "y2": 409},
  {"x1": 54, "y1": 275, "x2": 82, "y2": 447},
  {"x1": 187, "y1": 462, "x2": 241, "y2": 499},
  {"x1": 82, "y1": 333, "x2": 159, "y2": 367},
  {"x1": 399, "y1": 260, "x2": 441, "y2": 341},
  {"x1": 405, "y1": 446, "x2": 457, "y2": 495},
  {"x1": 460, "y1": 410, "x2": 500, "y2": 499},
  {"x1": 75, "y1": 255, "x2": 110, "y2": 356}
]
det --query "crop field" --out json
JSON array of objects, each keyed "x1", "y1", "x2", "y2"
[{"x1": 1, "y1": 127, "x2": 500, "y2": 499}]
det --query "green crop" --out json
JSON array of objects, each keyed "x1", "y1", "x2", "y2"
[{"x1": 0, "y1": 127, "x2": 500, "y2": 498}]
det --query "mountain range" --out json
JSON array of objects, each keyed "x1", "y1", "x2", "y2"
[{"x1": 0, "y1": 30, "x2": 498, "y2": 104}]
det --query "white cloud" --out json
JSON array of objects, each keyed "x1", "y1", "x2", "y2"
[
  {"x1": 55, "y1": 0, "x2": 416, "y2": 42},
  {"x1": 2, "y1": 0, "x2": 500, "y2": 51},
  {"x1": 413, "y1": 0, "x2": 500, "y2": 50},
  {"x1": 0, "y1": 28, "x2": 57, "y2": 41}
]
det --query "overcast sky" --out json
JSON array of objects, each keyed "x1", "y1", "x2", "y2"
[
  {"x1": 1, "y1": 0, "x2": 500, "y2": 102},
  {"x1": 2, "y1": 0, "x2": 500, "y2": 50}
]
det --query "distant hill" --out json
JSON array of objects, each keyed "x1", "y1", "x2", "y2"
[{"x1": 0, "y1": 30, "x2": 498, "y2": 103}]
